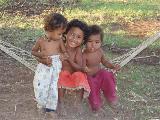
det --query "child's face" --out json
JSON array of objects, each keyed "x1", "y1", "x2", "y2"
[
  {"x1": 46, "y1": 27, "x2": 65, "y2": 40},
  {"x1": 86, "y1": 34, "x2": 102, "y2": 52},
  {"x1": 66, "y1": 27, "x2": 84, "y2": 48}
]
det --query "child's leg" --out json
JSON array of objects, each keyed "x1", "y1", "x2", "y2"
[
  {"x1": 75, "y1": 89, "x2": 84, "y2": 113},
  {"x1": 87, "y1": 76, "x2": 102, "y2": 111},
  {"x1": 57, "y1": 88, "x2": 66, "y2": 116},
  {"x1": 76, "y1": 88, "x2": 84, "y2": 102},
  {"x1": 58, "y1": 88, "x2": 65, "y2": 103},
  {"x1": 100, "y1": 70, "x2": 118, "y2": 105}
]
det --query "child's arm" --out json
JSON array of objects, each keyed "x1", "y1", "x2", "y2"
[
  {"x1": 35, "y1": 57, "x2": 52, "y2": 67},
  {"x1": 60, "y1": 39, "x2": 67, "y2": 53},
  {"x1": 82, "y1": 53, "x2": 87, "y2": 72},
  {"x1": 101, "y1": 49, "x2": 120, "y2": 71},
  {"x1": 68, "y1": 48, "x2": 83, "y2": 71},
  {"x1": 31, "y1": 38, "x2": 45, "y2": 58},
  {"x1": 82, "y1": 52, "x2": 91, "y2": 73},
  {"x1": 60, "y1": 39, "x2": 69, "y2": 61}
]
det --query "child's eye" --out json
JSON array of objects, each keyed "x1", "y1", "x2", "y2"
[{"x1": 71, "y1": 33, "x2": 74, "y2": 36}]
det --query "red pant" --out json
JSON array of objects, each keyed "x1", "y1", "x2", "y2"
[{"x1": 87, "y1": 69, "x2": 118, "y2": 110}]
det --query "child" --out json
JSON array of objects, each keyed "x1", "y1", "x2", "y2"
[
  {"x1": 58, "y1": 19, "x2": 90, "y2": 115},
  {"x1": 37, "y1": 19, "x2": 91, "y2": 116},
  {"x1": 32, "y1": 13, "x2": 67, "y2": 113},
  {"x1": 82, "y1": 25, "x2": 120, "y2": 112}
]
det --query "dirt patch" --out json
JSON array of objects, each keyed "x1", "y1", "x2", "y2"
[
  {"x1": 0, "y1": 0, "x2": 80, "y2": 16},
  {"x1": 0, "y1": 49, "x2": 160, "y2": 119},
  {"x1": 109, "y1": 22, "x2": 124, "y2": 31},
  {"x1": 0, "y1": 1, "x2": 55, "y2": 16},
  {"x1": 125, "y1": 20, "x2": 160, "y2": 37},
  {"x1": 0, "y1": 50, "x2": 135, "y2": 120},
  {"x1": 109, "y1": 19, "x2": 160, "y2": 37}
]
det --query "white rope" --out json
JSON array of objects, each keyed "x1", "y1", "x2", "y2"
[
  {"x1": 0, "y1": 32, "x2": 160, "y2": 71},
  {"x1": 112, "y1": 32, "x2": 160, "y2": 65},
  {"x1": 0, "y1": 38, "x2": 36, "y2": 72},
  {"x1": 118, "y1": 32, "x2": 160, "y2": 67},
  {"x1": 0, "y1": 40, "x2": 31, "y2": 55},
  {"x1": 0, "y1": 32, "x2": 159, "y2": 104},
  {"x1": 0, "y1": 43, "x2": 35, "y2": 71}
]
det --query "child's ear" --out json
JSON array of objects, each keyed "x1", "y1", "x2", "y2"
[{"x1": 62, "y1": 34, "x2": 66, "y2": 42}]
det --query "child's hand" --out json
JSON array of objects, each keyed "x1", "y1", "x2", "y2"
[
  {"x1": 40, "y1": 51, "x2": 48, "y2": 58},
  {"x1": 46, "y1": 57, "x2": 52, "y2": 67},
  {"x1": 60, "y1": 53, "x2": 69, "y2": 61},
  {"x1": 42, "y1": 57, "x2": 52, "y2": 67},
  {"x1": 113, "y1": 64, "x2": 121, "y2": 73},
  {"x1": 83, "y1": 66, "x2": 92, "y2": 73},
  {"x1": 63, "y1": 52, "x2": 69, "y2": 60}
]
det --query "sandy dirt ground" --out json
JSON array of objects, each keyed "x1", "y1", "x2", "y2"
[{"x1": 0, "y1": 50, "x2": 134, "y2": 120}]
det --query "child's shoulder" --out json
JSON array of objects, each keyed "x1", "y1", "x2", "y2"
[
  {"x1": 36, "y1": 36, "x2": 46, "y2": 43},
  {"x1": 99, "y1": 48, "x2": 104, "y2": 54},
  {"x1": 75, "y1": 46, "x2": 82, "y2": 52},
  {"x1": 82, "y1": 48, "x2": 87, "y2": 54}
]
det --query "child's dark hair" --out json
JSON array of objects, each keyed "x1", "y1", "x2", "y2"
[
  {"x1": 44, "y1": 13, "x2": 67, "y2": 31},
  {"x1": 88, "y1": 25, "x2": 104, "y2": 42},
  {"x1": 65, "y1": 19, "x2": 89, "y2": 44}
]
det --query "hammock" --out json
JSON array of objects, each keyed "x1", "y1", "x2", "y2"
[
  {"x1": 0, "y1": 32, "x2": 159, "y2": 103},
  {"x1": 0, "y1": 32, "x2": 160, "y2": 72}
]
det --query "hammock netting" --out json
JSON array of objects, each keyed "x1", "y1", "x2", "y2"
[{"x1": 0, "y1": 32, "x2": 160, "y2": 72}]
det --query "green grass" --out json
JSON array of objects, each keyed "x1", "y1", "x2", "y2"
[
  {"x1": 75, "y1": 0, "x2": 160, "y2": 21},
  {"x1": 0, "y1": 1, "x2": 160, "y2": 119},
  {"x1": 117, "y1": 63, "x2": 160, "y2": 119},
  {"x1": 104, "y1": 34, "x2": 142, "y2": 48},
  {"x1": 0, "y1": 0, "x2": 159, "y2": 50},
  {"x1": 0, "y1": 0, "x2": 9, "y2": 6}
]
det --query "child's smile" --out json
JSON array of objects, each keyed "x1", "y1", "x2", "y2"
[{"x1": 66, "y1": 27, "x2": 84, "y2": 48}]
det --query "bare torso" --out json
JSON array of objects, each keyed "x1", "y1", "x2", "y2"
[
  {"x1": 62, "y1": 47, "x2": 81, "y2": 73},
  {"x1": 83, "y1": 49, "x2": 103, "y2": 75},
  {"x1": 39, "y1": 37, "x2": 62, "y2": 56}
]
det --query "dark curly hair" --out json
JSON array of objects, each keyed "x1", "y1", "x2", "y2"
[
  {"x1": 65, "y1": 19, "x2": 89, "y2": 44},
  {"x1": 44, "y1": 13, "x2": 67, "y2": 31},
  {"x1": 88, "y1": 25, "x2": 104, "y2": 42}
]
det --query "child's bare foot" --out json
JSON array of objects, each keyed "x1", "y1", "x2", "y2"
[
  {"x1": 37, "y1": 108, "x2": 46, "y2": 115},
  {"x1": 75, "y1": 103, "x2": 84, "y2": 115},
  {"x1": 57, "y1": 102, "x2": 67, "y2": 116},
  {"x1": 108, "y1": 102, "x2": 121, "y2": 114},
  {"x1": 92, "y1": 108, "x2": 105, "y2": 117},
  {"x1": 46, "y1": 111, "x2": 57, "y2": 119}
]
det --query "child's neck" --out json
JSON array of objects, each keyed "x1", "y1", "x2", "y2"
[
  {"x1": 66, "y1": 44, "x2": 77, "y2": 51},
  {"x1": 85, "y1": 48, "x2": 100, "y2": 53},
  {"x1": 44, "y1": 35, "x2": 56, "y2": 42}
]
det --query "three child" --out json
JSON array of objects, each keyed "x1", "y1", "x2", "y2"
[{"x1": 32, "y1": 12, "x2": 120, "y2": 116}]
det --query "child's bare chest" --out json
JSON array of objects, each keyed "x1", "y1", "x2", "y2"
[
  {"x1": 41, "y1": 40, "x2": 61, "y2": 55},
  {"x1": 68, "y1": 50, "x2": 77, "y2": 60},
  {"x1": 86, "y1": 52, "x2": 102, "y2": 66},
  {"x1": 62, "y1": 50, "x2": 77, "y2": 72}
]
